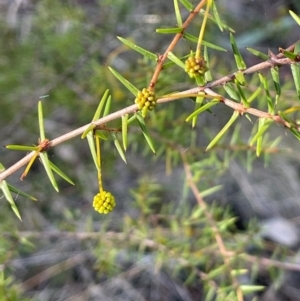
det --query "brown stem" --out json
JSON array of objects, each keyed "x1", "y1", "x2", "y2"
[
  {"x1": 204, "y1": 88, "x2": 300, "y2": 131},
  {"x1": 0, "y1": 37, "x2": 299, "y2": 182},
  {"x1": 148, "y1": 0, "x2": 208, "y2": 90}
]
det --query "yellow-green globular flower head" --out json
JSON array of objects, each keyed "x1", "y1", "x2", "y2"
[
  {"x1": 134, "y1": 88, "x2": 157, "y2": 117},
  {"x1": 93, "y1": 191, "x2": 116, "y2": 214},
  {"x1": 185, "y1": 54, "x2": 207, "y2": 78}
]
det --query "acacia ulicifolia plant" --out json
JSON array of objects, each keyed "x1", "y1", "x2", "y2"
[{"x1": 0, "y1": 0, "x2": 300, "y2": 219}]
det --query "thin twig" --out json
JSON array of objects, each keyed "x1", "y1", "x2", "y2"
[
  {"x1": 18, "y1": 253, "x2": 87, "y2": 292},
  {"x1": 180, "y1": 151, "x2": 244, "y2": 301},
  {"x1": 5, "y1": 230, "x2": 300, "y2": 273}
]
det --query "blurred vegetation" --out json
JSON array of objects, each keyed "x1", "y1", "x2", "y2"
[{"x1": 0, "y1": 0, "x2": 300, "y2": 300}]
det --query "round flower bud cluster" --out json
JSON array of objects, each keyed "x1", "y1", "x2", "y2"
[
  {"x1": 135, "y1": 88, "x2": 157, "y2": 117},
  {"x1": 185, "y1": 54, "x2": 207, "y2": 78},
  {"x1": 93, "y1": 191, "x2": 116, "y2": 214}
]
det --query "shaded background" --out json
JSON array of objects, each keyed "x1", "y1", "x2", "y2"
[{"x1": 1, "y1": 0, "x2": 300, "y2": 300}]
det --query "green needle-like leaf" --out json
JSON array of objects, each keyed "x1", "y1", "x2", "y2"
[
  {"x1": 205, "y1": 287, "x2": 216, "y2": 301},
  {"x1": 127, "y1": 114, "x2": 137, "y2": 125},
  {"x1": 103, "y1": 95, "x2": 111, "y2": 117},
  {"x1": 111, "y1": 133, "x2": 127, "y2": 164},
  {"x1": 200, "y1": 185, "x2": 223, "y2": 198},
  {"x1": 186, "y1": 100, "x2": 219, "y2": 122},
  {"x1": 269, "y1": 136, "x2": 281, "y2": 148},
  {"x1": 48, "y1": 160, "x2": 75, "y2": 185},
  {"x1": 93, "y1": 89, "x2": 110, "y2": 121},
  {"x1": 195, "y1": 73, "x2": 206, "y2": 86},
  {"x1": 291, "y1": 63, "x2": 300, "y2": 100},
  {"x1": 281, "y1": 49, "x2": 298, "y2": 60},
  {"x1": 7, "y1": 184, "x2": 37, "y2": 201},
  {"x1": 206, "y1": 111, "x2": 239, "y2": 151},
  {"x1": 283, "y1": 106, "x2": 300, "y2": 114},
  {"x1": 174, "y1": 0, "x2": 182, "y2": 27},
  {"x1": 0, "y1": 180, "x2": 22, "y2": 220},
  {"x1": 251, "y1": 118, "x2": 273, "y2": 156},
  {"x1": 235, "y1": 80, "x2": 248, "y2": 107},
  {"x1": 212, "y1": 1, "x2": 223, "y2": 31},
  {"x1": 223, "y1": 83, "x2": 239, "y2": 101},
  {"x1": 6, "y1": 145, "x2": 39, "y2": 151},
  {"x1": 235, "y1": 71, "x2": 246, "y2": 86},
  {"x1": 183, "y1": 33, "x2": 227, "y2": 52},
  {"x1": 191, "y1": 96, "x2": 204, "y2": 128},
  {"x1": 39, "y1": 152, "x2": 59, "y2": 192},
  {"x1": 38, "y1": 101, "x2": 46, "y2": 141},
  {"x1": 199, "y1": 5, "x2": 235, "y2": 33},
  {"x1": 278, "y1": 110, "x2": 293, "y2": 123},
  {"x1": 108, "y1": 66, "x2": 139, "y2": 97},
  {"x1": 81, "y1": 90, "x2": 111, "y2": 138},
  {"x1": 258, "y1": 73, "x2": 275, "y2": 113},
  {"x1": 230, "y1": 33, "x2": 246, "y2": 70},
  {"x1": 178, "y1": 0, "x2": 193, "y2": 11},
  {"x1": 246, "y1": 47, "x2": 269, "y2": 60},
  {"x1": 230, "y1": 269, "x2": 248, "y2": 277},
  {"x1": 270, "y1": 66, "x2": 281, "y2": 97},
  {"x1": 295, "y1": 41, "x2": 300, "y2": 54},
  {"x1": 207, "y1": 264, "x2": 227, "y2": 280},
  {"x1": 95, "y1": 130, "x2": 108, "y2": 141},
  {"x1": 87, "y1": 131, "x2": 100, "y2": 171},
  {"x1": 289, "y1": 127, "x2": 300, "y2": 140},
  {"x1": 167, "y1": 52, "x2": 186, "y2": 69},
  {"x1": 240, "y1": 285, "x2": 265, "y2": 295},
  {"x1": 81, "y1": 124, "x2": 96, "y2": 139},
  {"x1": 117, "y1": 36, "x2": 157, "y2": 61},
  {"x1": 248, "y1": 86, "x2": 262, "y2": 104},
  {"x1": 289, "y1": 10, "x2": 300, "y2": 25},
  {"x1": 122, "y1": 114, "x2": 129, "y2": 151},
  {"x1": 163, "y1": 53, "x2": 190, "y2": 69},
  {"x1": 156, "y1": 27, "x2": 183, "y2": 34},
  {"x1": 204, "y1": 46, "x2": 212, "y2": 82},
  {"x1": 136, "y1": 113, "x2": 156, "y2": 154},
  {"x1": 0, "y1": 163, "x2": 23, "y2": 219}
]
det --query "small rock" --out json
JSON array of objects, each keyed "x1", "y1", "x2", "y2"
[{"x1": 260, "y1": 217, "x2": 299, "y2": 248}]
